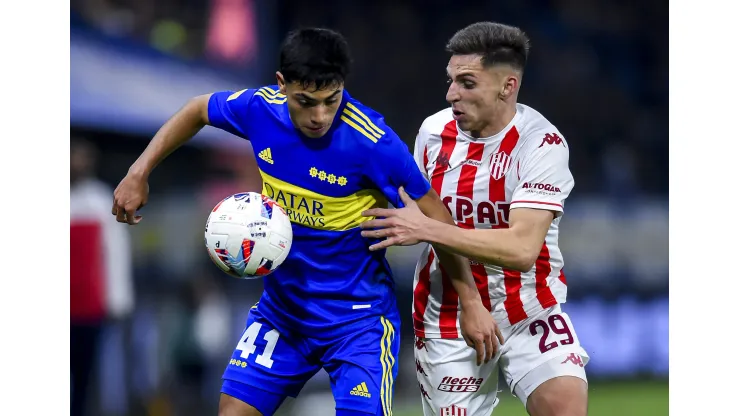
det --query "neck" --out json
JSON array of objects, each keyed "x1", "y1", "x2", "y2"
[{"x1": 470, "y1": 102, "x2": 517, "y2": 138}]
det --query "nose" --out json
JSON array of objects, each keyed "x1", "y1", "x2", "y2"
[
  {"x1": 310, "y1": 105, "x2": 331, "y2": 125},
  {"x1": 446, "y1": 82, "x2": 460, "y2": 104}
]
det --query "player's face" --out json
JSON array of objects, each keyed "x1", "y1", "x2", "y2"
[
  {"x1": 446, "y1": 54, "x2": 516, "y2": 136},
  {"x1": 277, "y1": 74, "x2": 343, "y2": 138}
]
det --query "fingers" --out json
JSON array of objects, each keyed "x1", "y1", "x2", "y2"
[
  {"x1": 116, "y1": 208, "x2": 128, "y2": 223},
  {"x1": 484, "y1": 335, "x2": 494, "y2": 363},
  {"x1": 360, "y1": 228, "x2": 394, "y2": 239},
  {"x1": 112, "y1": 198, "x2": 143, "y2": 225},
  {"x1": 361, "y1": 208, "x2": 394, "y2": 219},
  {"x1": 398, "y1": 186, "x2": 413, "y2": 205},
  {"x1": 474, "y1": 339, "x2": 484, "y2": 366},
  {"x1": 495, "y1": 325, "x2": 505, "y2": 347},
  {"x1": 125, "y1": 207, "x2": 140, "y2": 225},
  {"x1": 360, "y1": 218, "x2": 392, "y2": 230},
  {"x1": 368, "y1": 238, "x2": 397, "y2": 251}
]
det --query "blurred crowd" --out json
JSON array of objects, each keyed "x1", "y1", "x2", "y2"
[
  {"x1": 70, "y1": 1, "x2": 667, "y2": 415},
  {"x1": 71, "y1": 0, "x2": 667, "y2": 197}
]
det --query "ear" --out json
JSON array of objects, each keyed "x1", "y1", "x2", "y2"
[
  {"x1": 500, "y1": 74, "x2": 519, "y2": 99},
  {"x1": 276, "y1": 71, "x2": 287, "y2": 94}
]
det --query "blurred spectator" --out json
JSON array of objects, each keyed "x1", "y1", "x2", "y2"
[
  {"x1": 206, "y1": 0, "x2": 259, "y2": 65},
  {"x1": 70, "y1": 138, "x2": 135, "y2": 416}
]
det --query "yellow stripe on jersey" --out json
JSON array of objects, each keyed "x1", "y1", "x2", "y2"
[
  {"x1": 345, "y1": 102, "x2": 385, "y2": 136},
  {"x1": 227, "y1": 89, "x2": 249, "y2": 101},
  {"x1": 342, "y1": 109, "x2": 382, "y2": 139},
  {"x1": 255, "y1": 90, "x2": 287, "y2": 104},
  {"x1": 340, "y1": 114, "x2": 379, "y2": 143},
  {"x1": 258, "y1": 87, "x2": 286, "y2": 98},
  {"x1": 261, "y1": 86, "x2": 284, "y2": 96},
  {"x1": 260, "y1": 170, "x2": 387, "y2": 231},
  {"x1": 379, "y1": 316, "x2": 395, "y2": 416}
]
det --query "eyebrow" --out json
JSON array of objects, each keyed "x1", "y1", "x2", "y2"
[
  {"x1": 446, "y1": 70, "x2": 477, "y2": 79},
  {"x1": 296, "y1": 90, "x2": 342, "y2": 101}
]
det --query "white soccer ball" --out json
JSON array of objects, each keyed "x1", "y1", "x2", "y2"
[{"x1": 204, "y1": 192, "x2": 293, "y2": 279}]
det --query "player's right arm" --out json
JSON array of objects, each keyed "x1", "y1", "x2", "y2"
[
  {"x1": 365, "y1": 126, "x2": 501, "y2": 364},
  {"x1": 112, "y1": 89, "x2": 256, "y2": 225}
]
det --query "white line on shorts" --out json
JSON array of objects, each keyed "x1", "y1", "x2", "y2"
[{"x1": 352, "y1": 304, "x2": 371, "y2": 310}]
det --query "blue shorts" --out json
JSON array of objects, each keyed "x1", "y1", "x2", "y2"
[{"x1": 221, "y1": 309, "x2": 400, "y2": 416}]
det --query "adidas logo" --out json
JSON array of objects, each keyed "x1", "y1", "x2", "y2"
[
  {"x1": 350, "y1": 382, "x2": 371, "y2": 398},
  {"x1": 258, "y1": 148, "x2": 274, "y2": 164}
]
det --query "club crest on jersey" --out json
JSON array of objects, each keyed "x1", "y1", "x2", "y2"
[{"x1": 489, "y1": 151, "x2": 512, "y2": 180}]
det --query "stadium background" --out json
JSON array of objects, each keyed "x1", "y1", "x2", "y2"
[{"x1": 70, "y1": 0, "x2": 668, "y2": 415}]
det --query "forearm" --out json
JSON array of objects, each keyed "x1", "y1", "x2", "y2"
[
  {"x1": 419, "y1": 196, "x2": 482, "y2": 305},
  {"x1": 433, "y1": 244, "x2": 482, "y2": 305},
  {"x1": 129, "y1": 95, "x2": 210, "y2": 178},
  {"x1": 422, "y1": 221, "x2": 534, "y2": 272}
]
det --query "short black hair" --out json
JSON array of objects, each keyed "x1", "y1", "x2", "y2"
[
  {"x1": 279, "y1": 28, "x2": 352, "y2": 90},
  {"x1": 446, "y1": 22, "x2": 530, "y2": 71}
]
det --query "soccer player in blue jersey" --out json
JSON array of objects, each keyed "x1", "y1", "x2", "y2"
[{"x1": 111, "y1": 28, "x2": 501, "y2": 416}]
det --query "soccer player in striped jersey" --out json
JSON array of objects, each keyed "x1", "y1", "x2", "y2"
[
  {"x1": 111, "y1": 28, "x2": 500, "y2": 416},
  {"x1": 360, "y1": 22, "x2": 589, "y2": 416}
]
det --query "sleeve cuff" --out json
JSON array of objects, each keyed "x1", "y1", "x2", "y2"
[{"x1": 510, "y1": 200, "x2": 565, "y2": 215}]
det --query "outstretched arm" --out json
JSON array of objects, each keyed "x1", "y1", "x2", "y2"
[
  {"x1": 128, "y1": 94, "x2": 212, "y2": 179},
  {"x1": 111, "y1": 94, "x2": 212, "y2": 224}
]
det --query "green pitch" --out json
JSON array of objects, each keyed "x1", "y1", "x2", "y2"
[{"x1": 393, "y1": 379, "x2": 668, "y2": 416}]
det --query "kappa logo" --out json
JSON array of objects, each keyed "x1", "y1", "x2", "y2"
[
  {"x1": 415, "y1": 337, "x2": 428, "y2": 351},
  {"x1": 434, "y1": 151, "x2": 452, "y2": 169},
  {"x1": 416, "y1": 359, "x2": 428, "y2": 376},
  {"x1": 419, "y1": 382, "x2": 431, "y2": 400},
  {"x1": 561, "y1": 353, "x2": 585, "y2": 367},
  {"x1": 538, "y1": 133, "x2": 566, "y2": 148}
]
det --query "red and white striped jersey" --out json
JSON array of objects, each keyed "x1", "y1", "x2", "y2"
[{"x1": 412, "y1": 104, "x2": 574, "y2": 338}]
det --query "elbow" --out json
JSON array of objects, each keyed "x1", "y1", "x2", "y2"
[
  {"x1": 190, "y1": 94, "x2": 212, "y2": 124},
  {"x1": 511, "y1": 250, "x2": 538, "y2": 272}
]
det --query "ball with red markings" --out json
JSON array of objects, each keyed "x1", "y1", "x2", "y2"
[{"x1": 204, "y1": 192, "x2": 292, "y2": 279}]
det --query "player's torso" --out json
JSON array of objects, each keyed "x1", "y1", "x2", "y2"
[
  {"x1": 241, "y1": 88, "x2": 397, "y2": 337},
  {"x1": 412, "y1": 106, "x2": 567, "y2": 336}
]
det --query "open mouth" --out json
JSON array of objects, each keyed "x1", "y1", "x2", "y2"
[{"x1": 452, "y1": 109, "x2": 465, "y2": 119}]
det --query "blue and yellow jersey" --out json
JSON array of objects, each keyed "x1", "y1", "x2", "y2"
[{"x1": 208, "y1": 85, "x2": 430, "y2": 338}]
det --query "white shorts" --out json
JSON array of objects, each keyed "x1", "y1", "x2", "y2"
[{"x1": 414, "y1": 305, "x2": 589, "y2": 416}]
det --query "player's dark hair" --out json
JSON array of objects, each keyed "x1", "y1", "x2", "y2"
[
  {"x1": 446, "y1": 22, "x2": 530, "y2": 71},
  {"x1": 279, "y1": 28, "x2": 352, "y2": 90}
]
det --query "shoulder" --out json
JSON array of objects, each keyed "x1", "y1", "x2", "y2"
[
  {"x1": 514, "y1": 103, "x2": 570, "y2": 155},
  {"x1": 418, "y1": 108, "x2": 454, "y2": 139},
  {"x1": 339, "y1": 96, "x2": 397, "y2": 148},
  {"x1": 219, "y1": 85, "x2": 286, "y2": 112}
]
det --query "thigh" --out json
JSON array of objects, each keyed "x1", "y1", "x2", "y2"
[
  {"x1": 499, "y1": 305, "x2": 589, "y2": 405},
  {"x1": 520, "y1": 361, "x2": 588, "y2": 416},
  {"x1": 221, "y1": 312, "x2": 320, "y2": 416},
  {"x1": 414, "y1": 337, "x2": 499, "y2": 416},
  {"x1": 323, "y1": 315, "x2": 400, "y2": 416}
]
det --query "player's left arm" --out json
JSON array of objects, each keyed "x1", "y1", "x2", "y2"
[
  {"x1": 362, "y1": 130, "x2": 574, "y2": 272},
  {"x1": 419, "y1": 206, "x2": 553, "y2": 272}
]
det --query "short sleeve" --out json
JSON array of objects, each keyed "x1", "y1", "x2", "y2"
[
  {"x1": 412, "y1": 127, "x2": 430, "y2": 181},
  {"x1": 510, "y1": 133, "x2": 574, "y2": 216},
  {"x1": 207, "y1": 89, "x2": 258, "y2": 139},
  {"x1": 367, "y1": 131, "x2": 431, "y2": 208}
]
